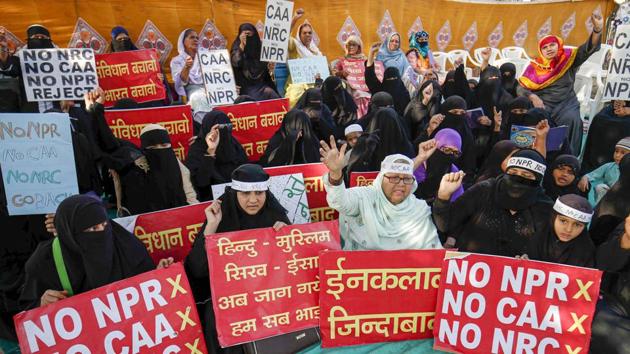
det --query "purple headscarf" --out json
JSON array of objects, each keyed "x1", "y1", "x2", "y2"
[{"x1": 435, "y1": 128, "x2": 462, "y2": 151}]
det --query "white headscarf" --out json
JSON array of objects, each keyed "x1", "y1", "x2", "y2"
[
  {"x1": 294, "y1": 22, "x2": 323, "y2": 58},
  {"x1": 336, "y1": 154, "x2": 441, "y2": 250},
  {"x1": 169, "y1": 29, "x2": 203, "y2": 96}
]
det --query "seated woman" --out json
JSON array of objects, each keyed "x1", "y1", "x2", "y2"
[
  {"x1": 433, "y1": 149, "x2": 553, "y2": 257},
  {"x1": 579, "y1": 137, "x2": 630, "y2": 206},
  {"x1": 375, "y1": 32, "x2": 410, "y2": 77},
  {"x1": 186, "y1": 111, "x2": 248, "y2": 201},
  {"x1": 527, "y1": 194, "x2": 595, "y2": 267},
  {"x1": 582, "y1": 100, "x2": 630, "y2": 173},
  {"x1": 321, "y1": 136, "x2": 442, "y2": 250},
  {"x1": 230, "y1": 23, "x2": 279, "y2": 101},
  {"x1": 414, "y1": 129, "x2": 463, "y2": 203},
  {"x1": 543, "y1": 154, "x2": 583, "y2": 200},
  {"x1": 321, "y1": 76, "x2": 358, "y2": 129},
  {"x1": 293, "y1": 88, "x2": 336, "y2": 141},
  {"x1": 475, "y1": 140, "x2": 518, "y2": 183},
  {"x1": 408, "y1": 31, "x2": 439, "y2": 75},
  {"x1": 170, "y1": 29, "x2": 210, "y2": 112},
  {"x1": 404, "y1": 80, "x2": 442, "y2": 140},
  {"x1": 259, "y1": 110, "x2": 320, "y2": 166},
  {"x1": 20, "y1": 195, "x2": 155, "y2": 309}
]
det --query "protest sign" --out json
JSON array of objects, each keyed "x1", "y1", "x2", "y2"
[
  {"x1": 260, "y1": 0, "x2": 294, "y2": 63},
  {"x1": 288, "y1": 56, "x2": 331, "y2": 84},
  {"x1": 114, "y1": 202, "x2": 212, "y2": 264},
  {"x1": 212, "y1": 173, "x2": 310, "y2": 224},
  {"x1": 340, "y1": 58, "x2": 370, "y2": 92},
  {"x1": 319, "y1": 250, "x2": 446, "y2": 348},
  {"x1": 19, "y1": 48, "x2": 99, "y2": 101},
  {"x1": 214, "y1": 98, "x2": 289, "y2": 161},
  {"x1": 349, "y1": 172, "x2": 379, "y2": 188},
  {"x1": 603, "y1": 25, "x2": 630, "y2": 101},
  {"x1": 206, "y1": 220, "x2": 341, "y2": 346},
  {"x1": 0, "y1": 113, "x2": 78, "y2": 215},
  {"x1": 264, "y1": 163, "x2": 338, "y2": 222},
  {"x1": 433, "y1": 252, "x2": 602, "y2": 354},
  {"x1": 198, "y1": 49, "x2": 237, "y2": 106},
  {"x1": 105, "y1": 105, "x2": 193, "y2": 161},
  {"x1": 14, "y1": 263, "x2": 207, "y2": 354},
  {"x1": 95, "y1": 49, "x2": 166, "y2": 108}
]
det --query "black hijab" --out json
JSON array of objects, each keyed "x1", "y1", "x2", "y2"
[
  {"x1": 500, "y1": 62, "x2": 518, "y2": 97},
  {"x1": 381, "y1": 67, "x2": 411, "y2": 117},
  {"x1": 529, "y1": 194, "x2": 595, "y2": 267},
  {"x1": 475, "y1": 65, "x2": 512, "y2": 132},
  {"x1": 230, "y1": 23, "x2": 267, "y2": 84},
  {"x1": 346, "y1": 133, "x2": 381, "y2": 176},
  {"x1": 476, "y1": 140, "x2": 518, "y2": 183},
  {"x1": 366, "y1": 107, "x2": 414, "y2": 165},
  {"x1": 404, "y1": 80, "x2": 441, "y2": 139},
  {"x1": 582, "y1": 101, "x2": 630, "y2": 173},
  {"x1": 495, "y1": 149, "x2": 548, "y2": 211},
  {"x1": 140, "y1": 126, "x2": 188, "y2": 210},
  {"x1": 294, "y1": 88, "x2": 336, "y2": 140},
  {"x1": 359, "y1": 91, "x2": 394, "y2": 128},
  {"x1": 321, "y1": 76, "x2": 358, "y2": 127},
  {"x1": 259, "y1": 110, "x2": 320, "y2": 166},
  {"x1": 26, "y1": 24, "x2": 53, "y2": 49},
  {"x1": 590, "y1": 154, "x2": 630, "y2": 245},
  {"x1": 502, "y1": 96, "x2": 533, "y2": 138},
  {"x1": 543, "y1": 154, "x2": 582, "y2": 200}
]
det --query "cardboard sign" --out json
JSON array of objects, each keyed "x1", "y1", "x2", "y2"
[
  {"x1": 260, "y1": 0, "x2": 294, "y2": 63},
  {"x1": 95, "y1": 49, "x2": 166, "y2": 108},
  {"x1": 288, "y1": 56, "x2": 331, "y2": 84},
  {"x1": 349, "y1": 172, "x2": 379, "y2": 188},
  {"x1": 214, "y1": 98, "x2": 289, "y2": 162},
  {"x1": 114, "y1": 202, "x2": 212, "y2": 264},
  {"x1": 339, "y1": 58, "x2": 370, "y2": 92},
  {"x1": 14, "y1": 263, "x2": 207, "y2": 354},
  {"x1": 264, "y1": 163, "x2": 338, "y2": 222},
  {"x1": 603, "y1": 25, "x2": 630, "y2": 101},
  {"x1": 319, "y1": 250, "x2": 446, "y2": 348},
  {"x1": 19, "y1": 48, "x2": 99, "y2": 101},
  {"x1": 104, "y1": 105, "x2": 193, "y2": 161},
  {"x1": 206, "y1": 221, "x2": 341, "y2": 346},
  {"x1": 198, "y1": 49, "x2": 237, "y2": 106},
  {"x1": 0, "y1": 113, "x2": 78, "y2": 215},
  {"x1": 433, "y1": 252, "x2": 602, "y2": 354}
]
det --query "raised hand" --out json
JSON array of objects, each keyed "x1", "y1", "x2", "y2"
[
  {"x1": 591, "y1": 11, "x2": 604, "y2": 33},
  {"x1": 493, "y1": 106, "x2": 503, "y2": 132},
  {"x1": 239, "y1": 32, "x2": 248, "y2": 50},
  {"x1": 437, "y1": 171, "x2": 465, "y2": 201},
  {"x1": 203, "y1": 200, "x2": 223, "y2": 235},
  {"x1": 294, "y1": 8, "x2": 305, "y2": 20},
  {"x1": 44, "y1": 213, "x2": 57, "y2": 236},
  {"x1": 205, "y1": 125, "x2": 220, "y2": 156},
  {"x1": 427, "y1": 113, "x2": 444, "y2": 136},
  {"x1": 477, "y1": 116, "x2": 492, "y2": 127},
  {"x1": 422, "y1": 84, "x2": 434, "y2": 105},
  {"x1": 320, "y1": 135, "x2": 348, "y2": 177},
  {"x1": 185, "y1": 55, "x2": 194, "y2": 69},
  {"x1": 416, "y1": 139, "x2": 437, "y2": 165},
  {"x1": 535, "y1": 119, "x2": 550, "y2": 138}
]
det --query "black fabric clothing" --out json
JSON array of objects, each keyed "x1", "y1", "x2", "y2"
[
  {"x1": 345, "y1": 133, "x2": 381, "y2": 179},
  {"x1": 432, "y1": 176, "x2": 552, "y2": 256},
  {"x1": 259, "y1": 110, "x2": 320, "y2": 166},
  {"x1": 365, "y1": 64, "x2": 410, "y2": 117},
  {"x1": 186, "y1": 111, "x2": 248, "y2": 201},
  {"x1": 500, "y1": 62, "x2": 518, "y2": 97},
  {"x1": 475, "y1": 140, "x2": 518, "y2": 183},
  {"x1": 19, "y1": 195, "x2": 154, "y2": 310},
  {"x1": 590, "y1": 299, "x2": 630, "y2": 354},
  {"x1": 0, "y1": 55, "x2": 22, "y2": 112},
  {"x1": 230, "y1": 23, "x2": 279, "y2": 101},
  {"x1": 441, "y1": 64, "x2": 474, "y2": 106},
  {"x1": 365, "y1": 107, "x2": 414, "y2": 164},
  {"x1": 582, "y1": 102, "x2": 630, "y2": 173},
  {"x1": 596, "y1": 223, "x2": 630, "y2": 320},
  {"x1": 358, "y1": 91, "x2": 394, "y2": 128},
  {"x1": 321, "y1": 76, "x2": 358, "y2": 128},
  {"x1": 501, "y1": 96, "x2": 534, "y2": 140},
  {"x1": 590, "y1": 154, "x2": 630, "y2": 245},
  {"x1": 542, "y1": 154, "x2": 582, "y2": 200},
  {"x1": 142, "y1": 144, "x2": 188, "y2": 211},
  {"x1": 404, "y1": 80, "x2": 441, "y2": 140},
  {"x1": 294, "y1": 88, "x2": 337, "y2": 141},
  {"x1": 418, "y1": 150, "x2": 457, "y2": 202}
]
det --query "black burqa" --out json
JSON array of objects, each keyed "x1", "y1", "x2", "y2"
[
  {"x1": 501, "y1": 96, "x2": 533, "y2": 140},
  {"x1": 186, "y1": 111, "x2": 248, "y2": 201},
  {"x1": 500, "y1": 62, "x2": 518, "y2": 97},
  {"x1": 321, "y1": 76, "x2": 358, "y2": 128},
  {"x1": 19, "y1": 195, "x2": 154, "y2": 309},
  {"x1": 528, "y1": 194, "x2": 595, "y2": 267},
  {"x1": 404, "y1": 80, "x2": 441, "y2": 140},
  {"x1": 259, "y1": 110, "x2": 320, "y2": 166},
  {"x1": 582, "y1": 101, "x2": 630, "y2": 173},
  {"x1": 365, "y1": 107, "x2": 414, "y2": 164},
  {"x1": 365, "y1": 65, "x2": 410, "y2": 117},
  {"x1": 230, "y1": 23, "x2": 279, "y2": 101},
  {"x1": 294, "y1": 88, "x2": 336, "y2": 141},
  {"x1": 475, "y1": 140, "x2": 518, "y2": 183},
  {"x1": 589, "y1": 154, "x2": 630, "y2": 246},
  {"x1": 441, "y1": 64, "x2": 474, "y2": 107},
  {"x1": 358, "y1": 91, "x2": 394, "y2": 128},
  {"x1": 542, "y1": 154, "x2": 583, "y2": 200}
]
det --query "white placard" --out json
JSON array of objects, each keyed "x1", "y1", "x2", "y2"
[
  {"x1": 260, "y1": 0, "x2": 294, "y2": 63},
  {"x1": 198, "y1": 48, "x2": 237, "y2": 106},
  {"x1": 287, "y1": 56, "x2": 330, "y2": 84},
  {"x1": 603, "y1": 25, "x2": 630, "y2": 101}
]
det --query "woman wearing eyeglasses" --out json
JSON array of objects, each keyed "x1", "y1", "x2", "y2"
[{"x1": 319, "y1": 136, "x2": 442, "y2": 251}]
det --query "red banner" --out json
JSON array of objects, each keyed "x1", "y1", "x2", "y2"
[
  {"x1": 433, "y1": 252, "x2": 602, "y2": 354},
  {"x1": 319, "y1": 250, "x2": 446, "y2": 348},
  {"x1": 115, "y1": 202, "x2": 212, "y2": 264},
  {"x1": 95, "y1": 49, "x2": 166, "y2": 108},
  {"x1": 105, "y1": 105, "x2": 193, "y2": 161},
  {"x1": 349, "y1": 172, "x2": 379, "y2": 188},
  {"x1": 14, "y1": 263, "x2": 207, "y2": 354},
  {"x1": 206, "y1": 221, "x2": 341, "y2": 347},
  {"x1": 215, "y1": 98, "x2": 289, "y2": 162},
  {"x1": 264, "y1": 163, "x2": 337, "y2": 222}
]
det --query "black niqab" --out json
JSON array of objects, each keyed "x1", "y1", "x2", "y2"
[
  {"x1": 259, "y1": 110, "x2": 320, "y2": 166},
  {"x1": 321, "y1": 76, "x2": 358, "y2": 127},
  {"x1": 500, "y1": 63, "x2": 518, "y2": 97},
  {"x1": 542, "y1": 154, "x2": 582, "y2": 200},
  {"x1": 294, "y1": 88, "x2": 336, "y2": 140},
  {"x1": 404, "y1": 80, "x2": 441, "y2": 139}
]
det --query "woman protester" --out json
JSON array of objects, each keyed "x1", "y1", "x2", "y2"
[
  {"x1": 230, "y1": 23, "x2": 279, "y2": 101},
  {"x1": 475, "y1": 140, "x2": 518, "y2": 183},
  {"x1": 20, "y1": 195, "x2": 155, "y2": 309},
  {"x1": 375, "y1": 32, "x2": 410, "y2": 77},
  {"x1": 365, "y1": 44, "x2": 411, "y2": 117},
  {"x1": 404, "y1": 80, "x2": 442, "y2": 140},
  {"x1": 321, "y1": 76, "x2": 358, "y2": 129},
  {"x1": 414, "y1": 129, "x2": 463, "y2": 203},
  {"x1": 170, "y1": 29, "x2": 210, "y2": 112},
  {"x1": 334, "y1": 35, "x2": 371, "y2": 116},
  {"x1": 294, "y1": 88, "x2": 336, "y2": 141},
  {"x1": 542, "y1": 154, "x2": 583, "y2": 200},
  {"x1": 500, "y1": 62, "x2": 519, "y2": 97},
  {"x1": 408, "y1": 31, "x2": 439, "y2": 74},
  {"x1": 433, "y1": 149, "x2": 553, "y2": 256},
  {"x1": 517, "y1": 10, "x2": 604, "y2": 154},
  {"x1": 259, "y1": 110, "x2": 320, "y2": 166},
  {"x1": 186, "y1": 111, "x2": 248, "y2": 201}
]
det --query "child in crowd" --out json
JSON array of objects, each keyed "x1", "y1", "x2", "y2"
[{"x1": 579, "y1": 137, "x2": 630, "y2": 206}]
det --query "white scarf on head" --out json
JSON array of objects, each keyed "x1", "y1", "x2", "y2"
[{"x1": 294, "y1": 23, "x2": 323, "y2": 58}]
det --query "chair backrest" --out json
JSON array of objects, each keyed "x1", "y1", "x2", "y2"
[
  {"x1": 432, "y1": 51, "x2": 449, "y2": 73},
  {"x1": 447, "y1": 49, "x2": 472, "y2": 68},
  {"x1": 583, "y1": 44, "x2": 612, "y2": 70},
  {"x1": 501, "y1": 46, "x2": 530, "y2": 60},
  {"x1": 473, "y1": 47, "x2": 502, "y2": 66}
]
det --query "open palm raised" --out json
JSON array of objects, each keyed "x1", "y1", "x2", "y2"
[{"x1": 319, "y1": 135, "x2": 348, "y2": 174}]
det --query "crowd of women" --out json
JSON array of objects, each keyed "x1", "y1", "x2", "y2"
[{"x1": 2, "y1": 6, "x2": 630, "y2": 354}]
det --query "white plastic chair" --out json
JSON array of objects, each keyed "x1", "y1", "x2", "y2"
[
  {"x1": 473, "y1": 47, "x2": 502, "y2": 67},
  {"x1": 432, "y1": 51, "x2": 449, "y2": 74},
  {"x1": 501, "y1": 46, "x2": 531, "y2": 60},
  {"x1": 447, "y1": 49, "x2": 477, "y2": 68}
]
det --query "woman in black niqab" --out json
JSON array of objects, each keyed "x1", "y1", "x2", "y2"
[
  {"x1": 365, "y1": 107, "x2": 414, "y2": 164},
  {"x1": 259, "y1": 110, "x2": 320, "y2": 166},
  {"x1": 404, "y1": 80, "x2": 441, "y2": 140},
  {"x1": 294, "y1": 88, "x2": 336, "y2": 140},
  {"x1": 230, "y1": 23, "x2": 279, "y2": 101},
  {"x1": 501, "y1": 96, "x2": 533, "y2": 139},
  {"x1": 20, "y1": 195, "x2": 154, "y2": 309},
  {"x1": 365, "y1": 66, "x2": 410, "y2": 117},
  {"x1": 186, "y1": 111, "x2": 248, "y2": 201},
  {"x1": 321, "y1": 76, "x2": 358, "y2": 128},
  {"x1": 500, "y1": 62, "x2": 518, "y2": 97},
  {"x1": 475, "y1": 140, "x2": 518, "y2": 183}
]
